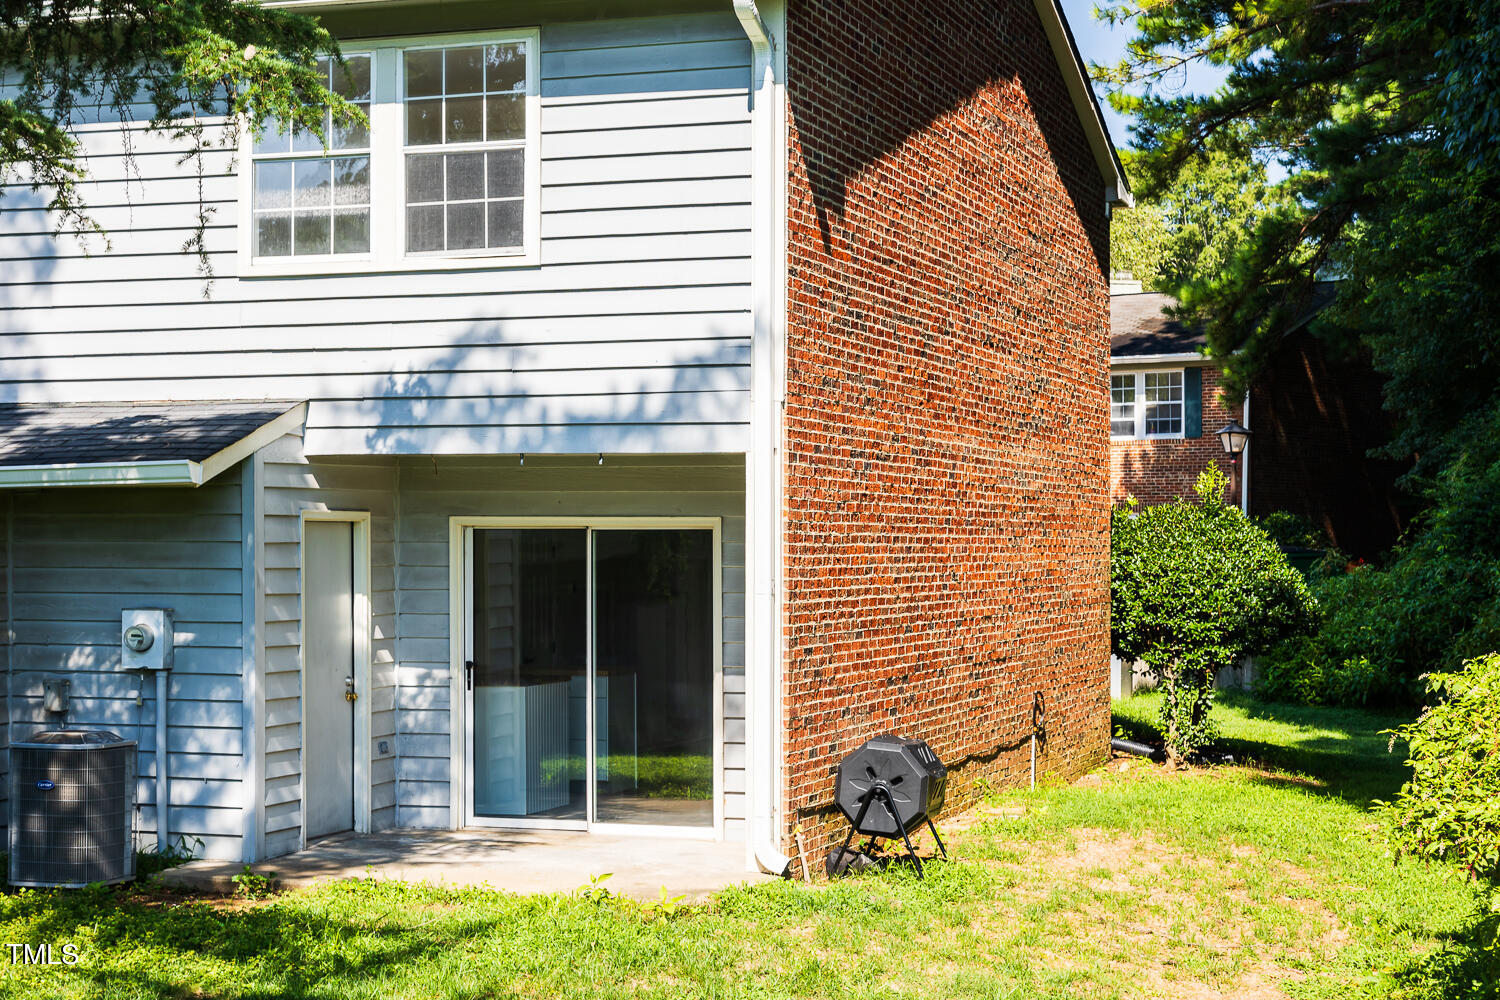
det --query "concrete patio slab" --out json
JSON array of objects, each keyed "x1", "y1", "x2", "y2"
[{"x1": 159, "y1": 829, "x2": 779, "y2": 901}]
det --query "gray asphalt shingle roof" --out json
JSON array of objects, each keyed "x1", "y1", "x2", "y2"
[
  {"x1": 1111, "y1": 284, "x2": 1339, "y2": 360},
  {"x1": 1110, "y1": 292, "x2": 1207, "y2": 358},
  {"x1": 0, "y1": 401, "x2": 302, "y2": 467}
]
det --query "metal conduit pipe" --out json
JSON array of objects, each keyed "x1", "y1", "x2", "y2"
[{"x1": 156, "y1": 668, "x2": 170, "y2": 853}]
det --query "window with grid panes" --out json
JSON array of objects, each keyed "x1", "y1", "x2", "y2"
[
  {"x1": 1143, "y1": 370, "x2": 1184, "y2": 435},
  {"x1": 1110, "y1": 370, "x2": 1186, "y2": 438},
  {"x1": 250, "y1": 54, "x2": 372, "y2": 259},
  {"x1": 1110, "y1": 374, "x2": 1136, "y2": 437},
  {"x1": 402, "y1": 41, "x2": 527, "y2": 255}
]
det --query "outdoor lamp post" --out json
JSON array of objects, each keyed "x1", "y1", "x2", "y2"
[{"x1": 1216, "y1": 419, "x2": 1252, "y2": 505}]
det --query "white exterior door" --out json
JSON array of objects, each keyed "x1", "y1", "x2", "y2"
[{"x1": 304, "y1": 520, "x2": 356, "y2": 840}]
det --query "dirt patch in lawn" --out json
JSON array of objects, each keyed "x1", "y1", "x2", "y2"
[{"x1": 984, "y1": 824, "x2": 1346, "y2": 999}]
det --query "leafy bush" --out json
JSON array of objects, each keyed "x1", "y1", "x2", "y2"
[
  {"x1": 231, "y1": 866, "x2": 280, "y2": 899},
  {"x1": 1112, "y1": 465, "x2": 1318, "y2": 763},
  {"x1": 1258, "y1": 412, "x2": 1500, "y2": 706},
  {"x1": 1384, "y1": 653, "x2": 1500, "y2": 947},
  {"x1": 1257, "y1": 632, "x2": 1413, "y2": 707},
  {"x1": 1254, "y1": 510, "x2": 1326, "y2": 550}
]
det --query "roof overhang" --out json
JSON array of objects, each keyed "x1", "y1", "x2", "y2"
[
  {"x1": 268, "y1": 0, "x2": 1132, "y2": 208},
  {"x1": 1031, "y1": 0, "x2": 1132, "y2": 208},
  {"x1": 0, "y1": 401, "x2": 307, "y2": 490},
  {"x1": 1110, "y1": 352, "x2": 1212, "y2": 366}
]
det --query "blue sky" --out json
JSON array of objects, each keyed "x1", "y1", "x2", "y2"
[{"x1": 1059, "y1": 1, "x2": 1229, "y2": 154}]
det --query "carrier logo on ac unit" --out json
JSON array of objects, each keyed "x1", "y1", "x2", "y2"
[{"x1": 33, "y1": 779, "x2": 54, "y2": 792}]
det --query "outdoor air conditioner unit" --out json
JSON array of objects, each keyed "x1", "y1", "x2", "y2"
[{"x1": 9, "y1": 730, "x2": 137, "y2": 888}]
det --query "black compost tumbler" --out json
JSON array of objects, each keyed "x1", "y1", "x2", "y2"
[{"x1": 828, "y1": 734, "x2": 948, "y2": 878}]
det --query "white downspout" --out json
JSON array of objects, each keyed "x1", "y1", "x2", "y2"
[
  {"x1": 733, "y1": 0, "x2": 790, "y2": 877},
  {"x1": 1241, "y1": 391, "x2": 1251, "y2": 515}
]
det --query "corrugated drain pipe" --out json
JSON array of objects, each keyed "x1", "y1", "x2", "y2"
[{"x1": 1111, "y1": 737, "x2": 1163, "y2": 762}]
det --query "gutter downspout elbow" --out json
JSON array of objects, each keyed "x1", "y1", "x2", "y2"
[
  {"x1": 733, "y1": 0, "x2": 791, "y2": 879},
  {"x1": 733, "y1": 0, "x2": 772, "y2": 73}
]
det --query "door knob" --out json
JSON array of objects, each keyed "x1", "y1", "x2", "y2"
[{"x1": 344, "y1": 675, "x2": 358, "y2": 702}]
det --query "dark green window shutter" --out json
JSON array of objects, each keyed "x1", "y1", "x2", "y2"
[{"x1": 1184, "y1": 367, "x2": 1202, "y2": 438}]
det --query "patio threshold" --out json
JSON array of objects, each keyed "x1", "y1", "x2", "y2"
[{"x1": 158, "y1": 829, "x2": 775, "y2": 901}]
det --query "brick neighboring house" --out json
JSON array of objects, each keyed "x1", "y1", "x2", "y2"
[
  {"x1": 0, "y1": 0, "x2": 1128, "y2": 872},
  {"x1": 1109, "y1": 284, "x2": 1407, "y2": 558}
]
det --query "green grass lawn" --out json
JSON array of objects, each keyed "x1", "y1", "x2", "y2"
[{"x1": 1, "y1": 693, "x2": 1495, "y2": 999}]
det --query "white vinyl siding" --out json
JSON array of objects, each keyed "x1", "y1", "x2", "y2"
[
  {"x1": 0, "y1": 10, "x2": 753, "y2": 457},
  {"x1": 256, "y1": 443, "x2": 746, "y2": 849},
  {"x1": 2, "y1": 475, "x2": 248, "y2": 860}
]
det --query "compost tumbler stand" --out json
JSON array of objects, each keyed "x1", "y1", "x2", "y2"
[{"x1": 831, "y1": 781, "x2": 948, "y2": 878}]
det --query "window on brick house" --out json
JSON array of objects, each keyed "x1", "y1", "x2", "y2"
[
  {"x1": 1110, "y1": 374, "x2": 1136, "y2": 436},
  {"x1": 1110, "y1": 369, "x2": 1185, "y2": 439}
]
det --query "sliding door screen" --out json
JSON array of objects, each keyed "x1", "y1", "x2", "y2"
[
  {"x1": 593, "y1": 529, "x2": 714, "y2": 828},
  {"x1": 470, "y1": 528, "x2": 587, "y2": 821}
]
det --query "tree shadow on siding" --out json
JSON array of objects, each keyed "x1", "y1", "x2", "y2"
[{"x1": 349, "y1": 318, "x2": 752, "y2": 457}]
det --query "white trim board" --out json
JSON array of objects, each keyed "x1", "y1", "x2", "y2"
[
  {"x1": 1110, "y1": 354, "x2": 1211, "y2": 367},
  {"x1": 0, "y1": 403, "x2": 307, "y2": 490},
  {"x1": 1030, "y1": 0, "x2": 1132, "y2": 208}
]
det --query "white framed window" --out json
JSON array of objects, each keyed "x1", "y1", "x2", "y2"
[
  {"x1": 400, "y1": 40, "x2": 527, "y2": 256},
  {"x1": 249, "y1": 53, "x2": 373, "y2": 261},
  {"x1": 1143, "y1": 370, "x2": 1184, "y2": 435},
  {"x1": 1109, "y1": 374, "x2": 1136, "y2": 437},
  {"x1": 238, "y1": 28, "x2": 540, "y2": 277},
  {"x1": 1110, "y1": 369, "x2": 1186, "y2": 439}
]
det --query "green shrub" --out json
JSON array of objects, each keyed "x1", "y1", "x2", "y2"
[
  {"x1": 1257, "y1": 635, "x2": 1412, "y2": 707},
  {"x1": 1259, "y1": 416, "x2": 1500, "y2": 706},
  {"x1": 1253, "y1": 510, "x2": 1326, "y2": 550},
  {"x1": 1112, "y1": 465, "x2": 1318, "y2": 763},
  {"x1": 1384, "y1": 653, "x2": 1500, "y2": 947}
]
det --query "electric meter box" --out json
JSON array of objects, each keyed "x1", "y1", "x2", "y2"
[{"x1": 121, "y1": 609, "x2": 174, "y2": 671}]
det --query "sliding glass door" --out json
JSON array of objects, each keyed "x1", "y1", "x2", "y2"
[
  {"x1": 468, "y1": 528, "x2": 588, "y2": 824},
  {"x1": 593, "y1": 529, "x2": 714, "y2": 828},
  {"x1": 463, "y1": 521, "x2": 717, "y2": 833}
]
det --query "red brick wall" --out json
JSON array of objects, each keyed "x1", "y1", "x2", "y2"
[
  {"x1": 1109, "y1": 364, "x2": 1242, "y2": 505},
  {"x1": 782, "y1": 0, "x2": 1112, "y2": 852},
  {"x1": 1248, "y1": 337, "x2": 1409, "y2": 558}
]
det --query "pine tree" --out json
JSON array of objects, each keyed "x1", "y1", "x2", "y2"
[{"x1": 1, "y1": 0, "x2": 357, "y2": 275}]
